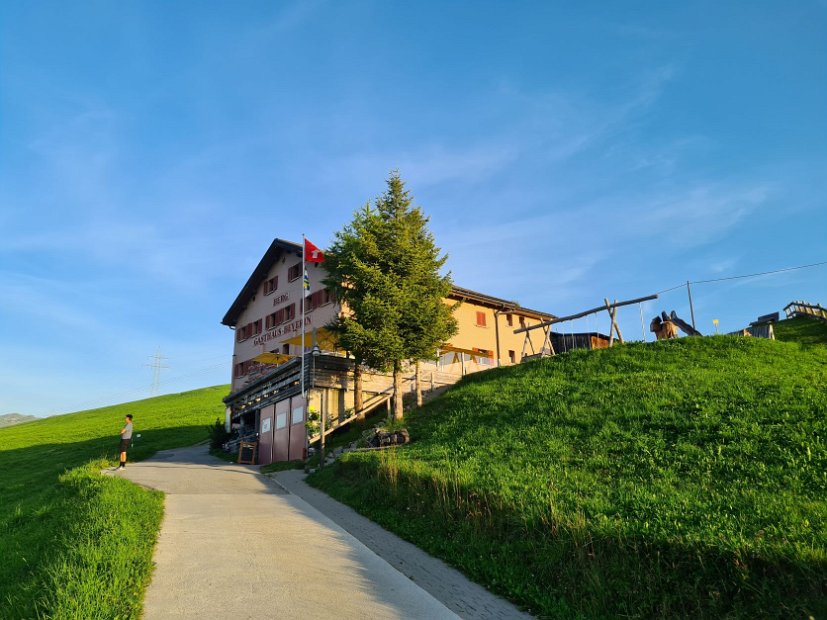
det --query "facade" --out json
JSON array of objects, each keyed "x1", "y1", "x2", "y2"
[{"x1": 221, "y1": 237, "x2": 557, "y2": 463}]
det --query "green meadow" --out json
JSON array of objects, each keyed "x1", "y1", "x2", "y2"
[
  {"x1": 774, "y1": 315, "x2": 827, "y2": 346},
  {"x1": 0, "y1": 385, "x2": 228, "y2": 619},
  {"x1": 310, "y1": 337, "x2": 827, "y2": 618}
]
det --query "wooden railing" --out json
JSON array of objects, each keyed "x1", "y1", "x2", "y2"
[
  {"x1": 307, "y1": 367, "x2": 463, "y2": 444},
  {"x1": 784, "y1": 301, "x2": 827, "y2": 323}
]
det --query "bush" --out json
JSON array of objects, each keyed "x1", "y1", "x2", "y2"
[{"x1": 206, "y1": 418, "x2": 230, "y2": 450}]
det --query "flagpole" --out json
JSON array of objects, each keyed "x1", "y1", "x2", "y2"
[{"x1": 301, "y1": 233, "x2": 306, "y2": 399}]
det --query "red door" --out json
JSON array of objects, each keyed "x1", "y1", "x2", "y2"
[
  {"x1": 288, "y1": 395, "x2": 307, "y2": 461},
  {"x1": 273, "y1": 399, "x2": 290, "y2": 462},
  {"x1": 258, "y1": 405, "x2": 275, "y2": 466}
]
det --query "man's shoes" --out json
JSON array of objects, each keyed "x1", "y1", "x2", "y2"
[{"x1": 118, "y1": 465, "x2": 125, "y2": 470}]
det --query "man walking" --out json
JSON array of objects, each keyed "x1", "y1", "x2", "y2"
[{"x1": 118, "y1": 414, "x2": 133, "y2": 470}]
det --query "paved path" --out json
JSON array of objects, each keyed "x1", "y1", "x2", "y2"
[
  {"x1": 272, "y1": 469, "x2": 532, "y2": 620},
  {"x1": 118, "y1": 445, "x2": 531, "y2": 619}
]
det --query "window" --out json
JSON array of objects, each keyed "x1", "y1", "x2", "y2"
[
  {"x1": 234, "y1": 360, "x2": 255, "y2": 377},
  {"x1": 508, "y1": 350, "x2": 516, "y2": 364},
  {"x1": 287, "y1": 263, "x2": 301, "y2": 281},
  {"x1": 253, "y1": 319, "x2": 262, "y2": 335},
  {"x1": 236, "y1": 322, "x2": 255, "y2": 341},
  {"x1": 305, "y1": 288, "x2": 332, "y2": 312},
  {"x1": 263, "y1": 276, "x2": 278, "y2": 295},
  {"x1": 475, "y1": 311, "x2": 487, "y2": 327},
  {"x1": 284, "y1": 303, "x2": 296, "y2": 321},
  {"x1": 266, "y1": 312, "x2": 277, "y2": 329},
  {"x1": 506, "y1": 314, "x2": 513, "y2": 327},
  {"x1": 282, "y1": 344, "x2": 290, "y2": 354}
]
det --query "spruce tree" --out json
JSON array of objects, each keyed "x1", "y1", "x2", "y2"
[{"x1": 324, "y1": 172, "x2": 457, "y2": 420}]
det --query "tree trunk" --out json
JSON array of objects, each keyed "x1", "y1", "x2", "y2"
[
  {"x1": 354, "y1": 361, "x2": 364, "y2": 419},
  {"x1": 415, "y1": 361, "x2": 423, "y2": 407},
  {"x1": 393, "y1": 361, "x2": 404, "y2": 420}
]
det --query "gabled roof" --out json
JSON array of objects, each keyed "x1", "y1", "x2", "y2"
[
  {"x1": 221, "y1": 238, "x2": 301, "y2": 327},
  {"x1": 222, "y1": 239, "x2": 557, "y2": 327},
  {"x1": 448, "y1": 286, "x2": 556, "y2": 321}
]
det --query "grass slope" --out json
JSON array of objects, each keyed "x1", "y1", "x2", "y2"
[
  {"x1": 774, "y1": 316, "x2": 827, "y2": 346},
  {"x1": 310, "y1": 338, "x2": 827, "y2": 618},
  {"x1": 0, "y1": 385, "x2": 228, "y2": 619}
]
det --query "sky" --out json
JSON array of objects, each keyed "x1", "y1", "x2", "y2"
[{"x1": 1, "y1": 1, "x2": 825, "y2": 417}]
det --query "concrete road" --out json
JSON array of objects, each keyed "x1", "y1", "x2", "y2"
[{"x1": 118, "y1": 444, "x2": 459, "y2": 620}]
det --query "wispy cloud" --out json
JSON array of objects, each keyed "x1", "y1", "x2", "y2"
[{"x1": 638, "y1": 184, "x2": 771, "y2": 246}]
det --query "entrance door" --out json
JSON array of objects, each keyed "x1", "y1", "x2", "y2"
[
  {"x1": 288, "y1": 395, "x2": 306, "y2": 461},
  {"x1": 258, "y1": 405, "x2": 275, "y2": 466},
  {"x1": 273, "y1": 399, "x2": 290, "y2": 462}
]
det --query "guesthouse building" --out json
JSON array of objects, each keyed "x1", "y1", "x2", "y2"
[{"x1": 220, "y1": 237, "x2": 557, "y2": 464}]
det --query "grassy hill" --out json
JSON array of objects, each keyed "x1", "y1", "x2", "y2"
[
  {"x1": 310, "y1": 338, "x2": 827, "y2": 618},
  {"x1": 774, "y1": 315, "x2": 827, "y2": 346},
  {"x1": 0, "y1": 385, "x2": 228, "y2": 619}
]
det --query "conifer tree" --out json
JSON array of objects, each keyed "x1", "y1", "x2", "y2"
[{"x1": 324, "y1": 172, "x2": 457, "y2": 419}]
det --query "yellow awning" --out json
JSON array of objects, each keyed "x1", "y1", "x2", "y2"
[
  {"x1": 283, "y1": 327, "x2": 342, "y2": 352},
  {"x1": 251, "y1": 352, "x2": 293, "y2": 365}
]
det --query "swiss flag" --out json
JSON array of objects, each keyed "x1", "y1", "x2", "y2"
[{"x1": 304, "y1": 238, "x2": 325, "y2": 263}]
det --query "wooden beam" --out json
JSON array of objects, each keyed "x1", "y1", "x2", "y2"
[{"x1": 514, "y1": 294, "x2": 658, "y2": 334}]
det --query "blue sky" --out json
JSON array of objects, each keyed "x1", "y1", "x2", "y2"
[{"x1": 1, "y1": 2, "x2": 825, "y2": 416}]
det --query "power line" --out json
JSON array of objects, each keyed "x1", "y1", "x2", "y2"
[
  {"x1": 692, "y1": 260, "x2": 827, "y2": 285},
  {"x1": 656, "y1": 259, "x2": 827, "y2": 295}
]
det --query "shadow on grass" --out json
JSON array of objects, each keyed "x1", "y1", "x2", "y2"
[{"x1": 311, "y1": 459, "x2": 827, "y2": 619}]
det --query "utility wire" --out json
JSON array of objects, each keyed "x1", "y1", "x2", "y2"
[
  {"x1": 692, "y1": 260, "x2": 827, "y2": 285},
  {"x1": 656, "y1": 259, "x2": 827, "y2": 295}
]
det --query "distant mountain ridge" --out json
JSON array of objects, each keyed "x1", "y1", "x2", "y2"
[{"x1": 0, "y1": 413, "x2": 38, "y2": 428}]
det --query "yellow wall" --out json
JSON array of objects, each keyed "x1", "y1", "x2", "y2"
[{"x1": 444, "y1": 299, "x2": 552, "y2": 367}]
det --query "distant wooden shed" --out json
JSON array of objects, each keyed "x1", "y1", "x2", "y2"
[{"x1": 549, "y1": 331, "x2": 611, "y2": 353}]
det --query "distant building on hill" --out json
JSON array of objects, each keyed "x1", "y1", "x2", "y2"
[{"x1": 220, "y1": 237, "x2": 556, "y2": 464}]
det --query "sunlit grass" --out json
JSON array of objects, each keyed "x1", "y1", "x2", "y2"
[
  {"x1": 0, "y1": 386, "x2": 228, "y2": 619},
  {"x1": 310, "y1": 338, "x2": 827, "y2": 618}
]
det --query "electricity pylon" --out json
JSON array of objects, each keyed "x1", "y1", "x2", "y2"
[{"x1": 146, "y1": 348, "x2": 169, "y2": 396}]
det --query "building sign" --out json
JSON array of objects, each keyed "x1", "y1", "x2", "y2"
[
  {"x1": 291, "y1": 406, "x2": 304, "y2": 425},
  {"x1": 253, "y1": 317, "x2": 313, "y2": 346},
  {"x1": 276, "y1": 413, "x2": 287, "y2": 429},
  {"x1": 272, "y1": 293, "x2": 289, "y2": 306},
  {"x1": 261, "y1": 418, "x2": 271, "y2": 433}
]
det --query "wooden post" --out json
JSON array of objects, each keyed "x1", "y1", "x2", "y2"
[
  {"x1": 415, "y1": 362, "x2": 422, "y2": 407},
  {"x1": 686, "y1": 281, "x2": 697, "y2": 330},
  {"x1": 604, "y1": 298, "x2": 624, "y2": 346},
  {"x1": 613, "y1": 299, "x2": 624, "y2": 344},
  {"x1": 541, "y1": 324, "x2": 556, "y2": 356},
  {"x1": 605, "y1": 298, "x2": 615, "y2": 347}
]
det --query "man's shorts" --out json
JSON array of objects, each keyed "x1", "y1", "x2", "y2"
[{"x1": 119, "y1": 438, "x2": 131, "y2": 452}]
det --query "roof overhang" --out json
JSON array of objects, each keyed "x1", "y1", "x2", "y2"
[
  {"x1": 448, "y1": 285, "x2": 555, "y2": 321},
  {"x1": 221, "y1": 238, "x2": 556, "y2": 327},
  {"x1": 221, "y1": 238, "x2": 302, "y2": 327}
]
